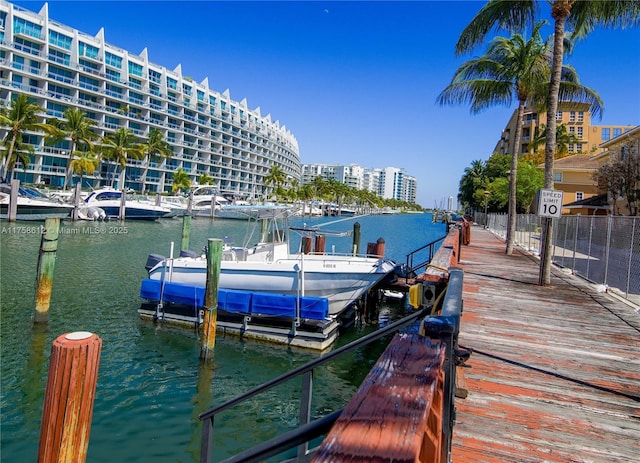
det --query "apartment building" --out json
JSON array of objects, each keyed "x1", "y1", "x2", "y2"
[
  {"x1": 0, "y1": 1, "x2": 300, "y2": 197},
  {"x1": 301, "y1": 163, "x2": 417, "y2": 203},
  {"x1": 494, "y1": 102, "x2": 635, "y2": 158}
]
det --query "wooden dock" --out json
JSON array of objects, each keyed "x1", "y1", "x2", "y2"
[{"x1": 452, "y1": 226, "x2": 640, "y2": 462}]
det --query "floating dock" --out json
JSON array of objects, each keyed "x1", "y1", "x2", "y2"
[{"x1": 138, "y1": 279, "x2": 342, "y2": 350}]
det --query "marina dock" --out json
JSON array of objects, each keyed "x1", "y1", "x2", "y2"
[{"x1": 452, "y1": 227, "x2": 639, "y2": 462}]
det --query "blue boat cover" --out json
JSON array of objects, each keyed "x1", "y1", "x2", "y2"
[{"x1": 139, "y1": 279, "x2": 329, "y2": 320}]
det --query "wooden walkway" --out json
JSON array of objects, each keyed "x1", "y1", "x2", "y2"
[{"x1": 452, "y1": 226, "x2": 640, "y2": 462}]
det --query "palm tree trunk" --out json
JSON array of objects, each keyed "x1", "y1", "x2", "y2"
[
  {"x1": 540, "y1": 4, "x2": 568, "y2": 285},
  {"x1": 506, "y1": 101, "x2": 525, "y2": 255},
  {"x1": 63, "y1": 140, "x2": 76, "y2": 190},
  {"x1": 1, "y1": 132, "x2": 17, "y2": 181}
]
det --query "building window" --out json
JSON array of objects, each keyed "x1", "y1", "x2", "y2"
[
  {"x1": 576, "y1": 192, "x2": 583, "y2": 201},
  {"x1": 48, "y1": 48, "x2": 70, "y2": 66},
  {"x1": 569, "y1": 111, "x2": 576, "y2": 122},
  {"x1": 148, "y1": 69, "x2": 161, "y2": 84},
  {"x1": 577, "y1": 126, "x2": 583, "y2": 138},
  {"x1": 613, "y1": 128, "x2": 622, "y2": 138},
  {"x1": 48, "y1": 30, "x2": 72, "y2": 50},
  {"x1": 577, "y1": 112, "x2": 584, "y2": 122},
  {"x1": 556, "y1": 111, "x2": 563, "y2": 121},
  {"x1": 14, "y1": 37, "x2": 41, "y2": 55},
  {"x1": 602, "y1": 128, "x2": 611, "y2": 141},
  {"x1": 79, "y1": 42, "x2": 99, "y2": 60},
  {"x1": 553, "y1": 172, "x2": 563, "y2": 183},
  {"x1": 105, "y1": 52, "x2": 123, "y2": 69},
  {"x1": 105, "y1": 68, "x2": 121, "y2": 83},
  {"x1": 13, "y1": 17, "x2": 42, "y2": 39},
  {"x1": 569, "y1": 126, "x2": 575, "y2": 134},
  {"x1": 568, "y1": 143, "x2": 574, "y2": 152},
  {"x1": 128, "y1": 61, "x2": 143, "y2": 77},
  {"x1": 576, "y1": 143, "x2": 583, "y2": 152}
]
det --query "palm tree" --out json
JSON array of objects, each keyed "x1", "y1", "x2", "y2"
[
  {"x1": 529, "y1": 122, "x2": 580, "y2": 158},
  {"x1": 439, "y1": 22, "x2": 553, "y2": 254},
  {"x1": 140, "y1": 127, "x2": 172, "y2": 192},
  {"x1": 455, "y1": 0, "x2": 639, "y2": 279},
  {"x1": 100, "y1": 128, "x2": 144, "y2": 190},
  {"x1": 48, "y1": 107, "x2": 98, "y2": 190},
  {"x1": 198, "y1": 173, "x2": 215, "y2": 185},
  {"x1": 459, "y1": 159, "x2": 488, "y2": 212},
  {"x1": 264, "y1": 164, "x2": 286, "y2": 199},
  {"x1": 0, "y1": 94, "x2": 55, "y2": 181},
  {"x1": 171, "y1": 168, "x2": 192, "y2": 193},
  {"x1": 69, "y1": 150, "x2": 99, "y2": 188}
]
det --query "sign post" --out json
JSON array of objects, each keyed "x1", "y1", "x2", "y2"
[
  {"x1": 537, "y1": 189, "x2": 563, "y2": 286},
  {"x1": 537, "y1": 189, "x2": 563, "y2": 218}
]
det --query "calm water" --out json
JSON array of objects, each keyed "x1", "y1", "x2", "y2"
[{"x1": 1, "y1": 212, "x2": 444, "y2": 462}]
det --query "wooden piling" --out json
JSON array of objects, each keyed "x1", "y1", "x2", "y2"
[
  {"x1": 375, "y1": 237, "x2": 385, "y2": 257},
  {"x1": 72, "y1": 183, "x2": 82, "y2": 221},
  {"x1": 201, "y1": 239, "x2": 222, "y2": 360},
  {"x1": 352, "y1": 222, "x2": 361, "y2": 255},
  {"x1": 301, "y1": 236, "x2": 312, "y2": 254},
  {"x1": 314, "y1": 234, "x2": 326, "y2": 254},
  {"x1": 181, "y1": 214, "x2": 191, "y2": 251},
  {"x1": 118, "y1": 188, "x2": 126, "y2": 221},
  {"x1": 8, "y1": 178, "x2": 19, "y2": 221},
  {"x1": 37, "y1": 331, "x2": 102, "y2": 463},
  {"x1": 34, "y1": 217, "x2": 61, "y2": 324}
]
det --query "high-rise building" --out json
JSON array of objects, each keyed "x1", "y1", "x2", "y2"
[
  {"x1": 0, "y1": 1, "x2": 300, "y2": 197},
  {"x1": 301, "y1": 163, "x2": 417, "y2": 203}
]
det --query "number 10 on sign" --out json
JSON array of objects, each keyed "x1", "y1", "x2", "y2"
[{"x1": 537, "y1": 189, "x2": 563, "y2": 218}]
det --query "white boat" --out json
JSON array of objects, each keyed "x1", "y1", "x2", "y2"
[
  {"x1": 83, "y1": 188, "x2": 171, "y2": 220},
  {"x1": 144, "y1": 208, "x2": 396, "y2": 318},
  {"x1": 0, "y1": 184, "x2": 74, "y2": 221}
]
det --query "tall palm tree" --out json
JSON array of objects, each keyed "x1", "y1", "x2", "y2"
[
  {"x1": 439, "y1": 22, "x2": 553, "y2": 254},
  {"x1": 100, "y1": 128, "x2": 144, "y2": 190},
  {"x1": 455, "y1": 0, "x2": 639, "y2": 279},
  {"x1": 0, "y1": 94, "x2": 55, "y2": 181},
  {"x1": 48, "y1": 107, "x2": 98, "y2": 189},
  {"x1": 140, "y1": 127, "x2": 172, "y2": 192}
]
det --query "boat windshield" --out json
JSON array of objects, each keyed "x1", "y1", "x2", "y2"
[{"x1": 18, "y1": 186, "x2": 48, "y2": 198}]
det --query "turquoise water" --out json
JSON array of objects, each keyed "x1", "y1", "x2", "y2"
[{"x1": 1, "y1": 212, "x2": 444, "y2": 462}]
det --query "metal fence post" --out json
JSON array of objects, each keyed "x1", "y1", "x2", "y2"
[
  {"x1": 587, "y1": 216, "x2": 594, "y2": 280},
  {"x1": 626, "y1": 218, "x2": 636, "y2": 297},
  {"x1": 604, "y1": 215, "x2": 613, "y2": 285},
  {"x1": 572, "y1": 216, "x2": 579, "y2": 274}
]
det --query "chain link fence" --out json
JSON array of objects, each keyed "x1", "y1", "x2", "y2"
[{"x1": 482, "y1": 213, "x2": 639, "y2": 303}]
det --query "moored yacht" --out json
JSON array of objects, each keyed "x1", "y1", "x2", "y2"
[
  {"x1": 83, "y1": 188, "x2": 171, "y2": 220},
  {"x1": 0, "y1": 184, "x2": 74, "y2": 221}
]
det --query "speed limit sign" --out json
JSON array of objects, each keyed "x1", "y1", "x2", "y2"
[{"x1": 537, "y1": 189, "x2": 563, "y2": 218}]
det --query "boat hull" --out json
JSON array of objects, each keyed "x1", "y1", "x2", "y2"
[
  {"x1": 89, "y1": 202, "x2": 169, "y2": 220},
  {"x1": 0, "y1": 203, "x2": 73, "y2": 221},
  {"x1": 148, "y1": 255, "x2": 395, "y2": 316}
]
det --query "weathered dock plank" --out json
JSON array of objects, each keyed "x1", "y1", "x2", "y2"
[{"x1": 452, "y1": 226, "x2": 640, "y2": 463}]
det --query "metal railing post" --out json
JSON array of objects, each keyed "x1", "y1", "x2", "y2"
[
  {"x1": 297, "y1": 370, "x2": 314, "y2": 459},
  {"x1": 200, "y1": 417, "x2": 213, "y2": 463}
]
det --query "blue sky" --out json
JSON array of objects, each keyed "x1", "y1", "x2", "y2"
[{"x1": 12, "y1": 1, "x2": 640, "y2": 207}]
